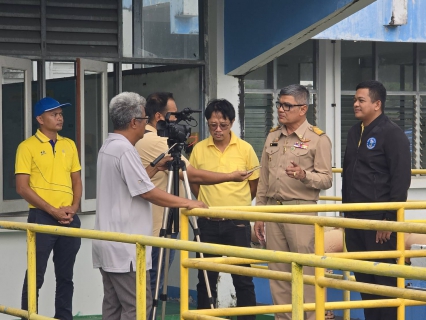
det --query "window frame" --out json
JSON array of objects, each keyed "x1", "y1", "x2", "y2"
[
  {"x1": 76, "y1": 58, "x2": 108, "y2": 212},
  {"x1": 0, "y1": 56, "x2": 33, "y2": 213}
]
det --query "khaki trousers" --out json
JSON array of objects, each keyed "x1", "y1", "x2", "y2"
[{"x1": 265, "y1": 199, "x2": 317, "y2": 320}]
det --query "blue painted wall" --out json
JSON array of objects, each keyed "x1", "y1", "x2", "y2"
[
  {"x1": 314, "y1": 0, "x2": 426, "y2": 42},
  {"x1": 224, "y1": 0, "x2": 359, "y2": 74}
]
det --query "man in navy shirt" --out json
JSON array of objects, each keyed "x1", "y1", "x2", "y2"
[{"x1": 342, "y1": 80, "x2": 411, "y2": 320}]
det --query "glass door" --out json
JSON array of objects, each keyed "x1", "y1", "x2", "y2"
[
  {"x1": 0, "y1": 56, "x2": 32, "y2": 213},
  {"x1": 76, "y1": 58, "x2": 108, "y2": 212}
]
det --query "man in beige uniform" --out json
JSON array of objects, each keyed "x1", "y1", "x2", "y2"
[
  {"x1": 135, "y1": 92, "x2": 251, "y2": 314},
  {"x1": 254, "y1": 84, "x2": 332, "y2": 320}
]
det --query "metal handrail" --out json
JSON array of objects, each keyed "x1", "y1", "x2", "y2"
[
  {"x1": 180, "y1": 202, "x2": 426, "y2": 320},
  {"x1": 1, "y1": 201, "x2": 426, "y2": 320}
]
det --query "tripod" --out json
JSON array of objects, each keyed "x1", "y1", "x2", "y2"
[{"x1": 151, "y1": 143, "x2": 215, "y2": 320}]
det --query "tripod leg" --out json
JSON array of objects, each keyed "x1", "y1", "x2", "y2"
[
  {"x1": 152, "y1": 171, "x2": 174, "y2": 320},
  {"x1": 181, "y1": 170, "x2": 215, "y2": 309},
  {"x1": 161, "y1": 247, "x2": 172, "y2": 320}
]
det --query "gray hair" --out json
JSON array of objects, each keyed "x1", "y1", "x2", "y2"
[
  {"x1": 109, "y1": 92, "x2": 146, "y2": 130},
  {"x1": 279, "y1": 84, "x2": 309, "y2": 105}
]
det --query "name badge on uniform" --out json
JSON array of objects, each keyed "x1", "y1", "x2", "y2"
[{"x1": 270, "y1": 137, "x2": 279, "y2": 147}]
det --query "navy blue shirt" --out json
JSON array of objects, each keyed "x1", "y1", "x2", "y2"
[{"x1": 342, "y1": 113, "x2": 411, "y2": 220}]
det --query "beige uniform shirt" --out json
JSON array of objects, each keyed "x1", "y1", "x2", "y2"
[
  {"x1": 135, "y1": 124, "x2": 189, "y2": 237},
  {"x1": 256, "y1": 119, "x2": 332, "y2": 205}
]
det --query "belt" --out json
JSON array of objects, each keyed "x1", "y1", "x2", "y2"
[{"x1": 276, "y1": 199, "x2": 315, "y2": 205}]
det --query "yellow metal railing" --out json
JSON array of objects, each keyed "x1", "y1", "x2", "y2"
[
  {"x1": 323, "y1": 167, "x2": 426, "y2": 319},
  {"x1": 321, "y1": 168, "x2": 426, "y2": 202},
  {"x1": 331, "y1": 168, "x2": 426, "y2": 174},
  {"x1": 1, "y1": 201, "x2": 426, "y2": 320},
  {"x1": 0, "y1": 222, "x2": 151, "y2": 320},
  {"x1": 180, "y1": 202, "x2": 426, "y2": 320}
]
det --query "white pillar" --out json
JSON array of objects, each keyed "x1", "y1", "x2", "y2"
[
  {"x1": 207, "y1": 0, "x2": 241, "y2": 138},
  {"x1": 318, "y1": 40, "x2": 341, "y2": 214}
]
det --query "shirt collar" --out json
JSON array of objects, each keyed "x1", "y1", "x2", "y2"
[
  {"x1": 363, "y1": 113, "x2": 385, "y2": 130},
  {"x1": 207, "y1": 130, "x2": 238, "y2": 147},
  {"x1": 145, "y1": 124, "x2": 156, "y2": 133},
  {"x1": 35, "y1": 129, "x2": 63, "y2": 143},
  {"x1": 108, "y1": 132, "x2": 133, "y2": 144},
  {"x1": 282, "y1": 119, "x2": 309, "y2": 140}
]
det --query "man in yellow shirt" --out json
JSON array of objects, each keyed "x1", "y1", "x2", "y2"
[
  {"x1": 15, "y1": 97, "x2": 82, "y2": 320},
  {"x1": 135, "y1": 92, "x2": 252, "y2": 316},
  {"x1": 189, "y1": 99, "x2": 259, "y2": 319}
]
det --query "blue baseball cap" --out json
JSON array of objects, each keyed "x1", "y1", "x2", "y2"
[{"x1": 34, "y1": 97, "x2": 71, "y2": 117}]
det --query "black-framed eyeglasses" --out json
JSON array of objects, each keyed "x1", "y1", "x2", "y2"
[
  {"x1": 275, "y1": 101, "x2": 306, "y2": 111},
  {"x1": 134, "y1": 117, "x2": 149, "y2": 124}
]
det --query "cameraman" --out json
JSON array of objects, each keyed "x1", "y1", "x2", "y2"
[{"x1": 135, "y1": 92, "x2": 252, "y2": 310}]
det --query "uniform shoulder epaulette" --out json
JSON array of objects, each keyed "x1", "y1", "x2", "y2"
[
  {"x1": 311, "y1": 126, "x2": 325, "y2": 136},
  {"x1": 269, "y1": 126, "x2": 280, "y2": 133}
]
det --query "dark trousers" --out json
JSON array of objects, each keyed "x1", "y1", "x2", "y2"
[
  {"x1": 149, "y1": 232, "x2": 178, "y2": 319},
  {"x1": 21, "y1": 208, "x2": 81, "y2": 320},
  {"x1": 345, "y1": 218, "x2": 397, "y2": 320},
  {"x1": 196, "y1": 218, "x2": 256, "y2": 320}
]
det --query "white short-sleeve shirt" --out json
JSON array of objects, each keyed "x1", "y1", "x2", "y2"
[{"x1": 92, "y1": 133, "x2": 155, "y2": 273}]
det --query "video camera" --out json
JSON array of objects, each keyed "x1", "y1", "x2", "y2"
[{"x1": 157, "y1": 108, "x2": 201, "y2": 151}]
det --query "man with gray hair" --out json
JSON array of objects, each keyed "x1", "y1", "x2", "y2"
[
  {"x1": 92, "y1": 92, "x2": 207, "y2": 320},
  {"x1": 254, "y1": 84, "x2": 332, "y2": 320}
]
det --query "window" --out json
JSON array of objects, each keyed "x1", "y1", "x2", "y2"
[
  {"x1": 241, "y1": 41, "x2": 318, "y2": 158},
  {"x1": 0, "y1": 56, "x2": 32, "y2": 213},
  {"x1": 421, "y1": 96, "x2": 426, "y2": 168},
  {"x1": 378, "y1": 42, "x2": 414, "y2": 91},
  {"x1": 341, "y1": 41, "x2": 373, "y2": 91},
  {"x1": 420, "y1": 44, "x2": 426, "y2": 91},
  {"x1": 244, "y1": 93, "x2": 274, "y2": 159},
  {"x1": 341, "y1": 41, "x2": 424, "y2": 169},
  {"x1": 123, "y1": 0, "x2": 200, "y2": 60},
  {"x1": 386, "y1": 95, "x2": 415, "y2": 167},
  {"x1": 277, "y1": 40, "x2": 316, "y2": 90},
  {"x1": 2, "y1": 68, "x2": 25, "y2": 201}
]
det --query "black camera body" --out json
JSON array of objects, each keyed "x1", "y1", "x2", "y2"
[{"x1": 156, "y1": 108, "x2": 200, "y2": 147}]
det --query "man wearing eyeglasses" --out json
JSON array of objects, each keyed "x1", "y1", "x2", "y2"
[
  {"x1": 92, "y1": 92, "x2": 208, "y2": 320},
  {"x1": 134, "y1": 92, "x2": 253, "y2": 317},
  {"x1": 254, "y1": 84, "x2": 332, "y2": 320},
  {"x1": 189, "y1": 99, "x2": 259, "y2": 319}
]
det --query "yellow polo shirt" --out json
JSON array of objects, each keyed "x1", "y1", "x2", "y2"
[
  {"x1": 189, "y1": 131, "x2": 259, "y2": 207},
  {"x1": 15, "y1": 129, "x2": 81, "y2": 208}
]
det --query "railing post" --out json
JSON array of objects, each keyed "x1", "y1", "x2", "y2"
[
  {"x1": 136, "y1": 243, "x2": 146, "y2": 320},
  {"x1": 396, "y1": 207, "x2": 405, "y2": 320},
  {"x1": 342, "y1": 233, "x2": 351, "y2": 320},
  {"x1": 314, "y1": 223, "x2": 326, "y2": 320},
  {"x1": 180, "y1": 212, "x2": 189, "y2": 320},
  {"x1": 292, "y1": 262, "x2": 304, "y2": 320},
  {"x1": 27, "y1": 230, "x2": 37, "y2": 319}
]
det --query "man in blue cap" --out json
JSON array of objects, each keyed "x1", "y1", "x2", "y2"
[{"x1": 15, "y1": 97, "x2": 82, "y2": 320}]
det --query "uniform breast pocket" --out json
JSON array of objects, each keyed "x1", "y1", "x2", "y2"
[
  {"x1": 289, "y1": 148, "x2": 312, "y2": 169},
  {"x1": 265, "y1": 147, "x2": 280, "y2": 168},
  {"x1": 290, "y1": 148, "x2": 309, "y2": 158}
]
